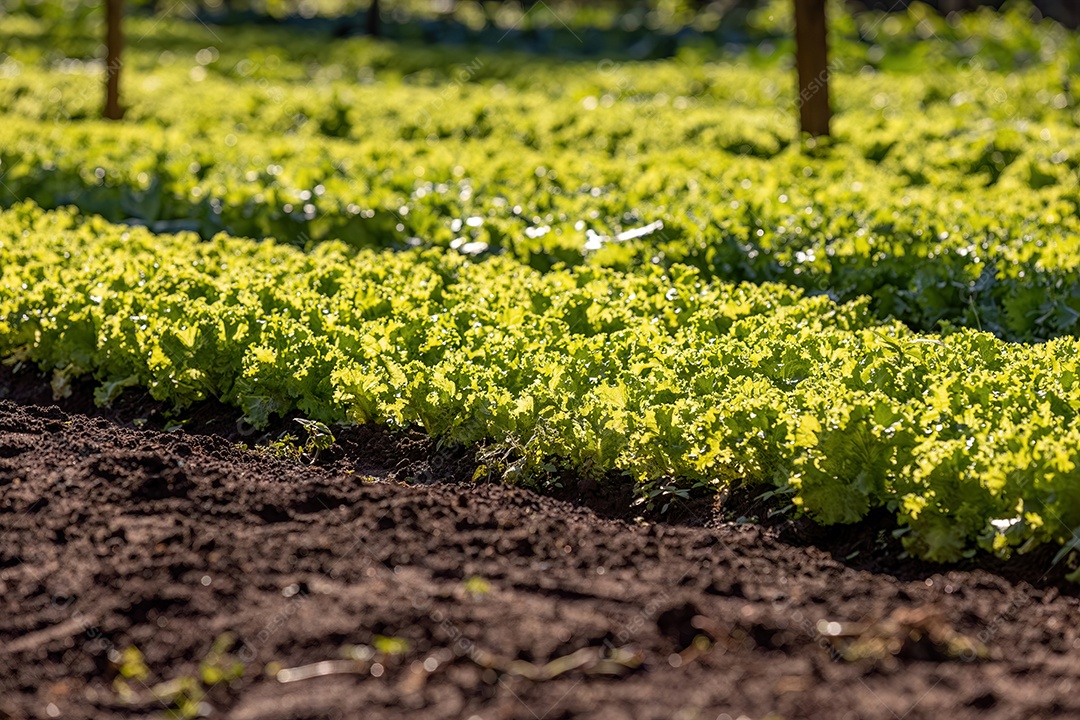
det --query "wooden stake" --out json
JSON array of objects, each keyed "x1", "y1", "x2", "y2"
[
  {"x1": 366, "y1": 0, "x2": 380, "y2": 37},
  {"x1": 794, "y1": 0, "x2": 830, "y2": 137},
  {"x1": 104, "y1": 0, "x2": 124, "y2": 120}
]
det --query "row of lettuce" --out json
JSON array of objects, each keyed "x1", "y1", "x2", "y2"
[
  {"x1": 4, "y1": 202, "x2": 1080, "y2": 566},
  {"x1": 2, "y1": 21, "x2": 1079, "y2": 340}
]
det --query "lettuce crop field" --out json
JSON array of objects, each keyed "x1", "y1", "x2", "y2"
[
  {"x1": 3, "y1": 8, "x2": 1080, "y2": 341},
  {"x1": 4, "y1": 3, "x2": 1080, "y2": 719}
]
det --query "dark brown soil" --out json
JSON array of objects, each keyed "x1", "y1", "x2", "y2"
[{"x1": 2, "y1": 395, "x2": 1080, "y2": 720}]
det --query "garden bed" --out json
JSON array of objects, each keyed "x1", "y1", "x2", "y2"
[{"x1": 2, "y1": 395, "x2": 1078, "y2": 720}]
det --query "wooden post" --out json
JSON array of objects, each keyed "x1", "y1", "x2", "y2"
[
  {"x1": 366, "y1": 0, "x2": 380, "y2": 37},
  {"x1": 104, "y1": 0, "x2": 124, "y2": 120},
  {"x1": 794, "y1": 0, "x2": 830, "y2": 137}
]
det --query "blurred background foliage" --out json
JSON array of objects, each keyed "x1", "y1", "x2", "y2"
[
  {"x1": 4, "y1": 0, "x2": 1076, "y2": 28},
  {"x1": 0, "y1": 0, "x2": 1075, "y2": 63}
]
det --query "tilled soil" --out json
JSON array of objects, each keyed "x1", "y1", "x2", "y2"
[{"x1": 2, "y1": 399, "x2": 1079, "y2": 720}]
